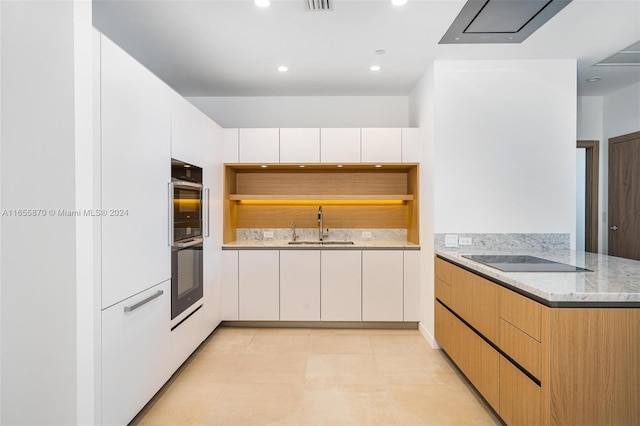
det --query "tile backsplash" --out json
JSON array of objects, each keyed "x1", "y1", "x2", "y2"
[
  {"x1": 434, "y1": 233, "x2": 570, "y2": 251},
  {"x1": 237, "y1": 228, "x2": 407, "y2": 242}
]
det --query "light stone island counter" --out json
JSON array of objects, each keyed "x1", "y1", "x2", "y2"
[
  {"x1": 436, "y1": 249, "x2": 640, "y2": 306},
  {"x1": 433, "y1": 249, "x2": 640, "y2": 426}
]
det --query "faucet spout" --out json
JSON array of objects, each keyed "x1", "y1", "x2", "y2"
[{"x1": 318, "y1": 205, "x2": 329, "y2": 241}]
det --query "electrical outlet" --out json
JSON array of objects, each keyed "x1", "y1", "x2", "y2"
[
  {"x1": 362, "y1": 231, "x2": 372, "y2": 238},
  {"x1": 263, "y1": 231, "x2": 274, "y2": 239},
  {"x1": 445, "y1": 234, "x2": 459, "y2": 247},
  {"x1": 459, "y1": 237, "x2": 472, "y2": 246}
]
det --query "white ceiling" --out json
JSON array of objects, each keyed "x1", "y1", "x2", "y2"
[{"x1": 93, "y1": 0, "x2": 640, "y2": 97}]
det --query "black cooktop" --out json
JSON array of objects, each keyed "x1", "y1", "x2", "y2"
[{"x1": 462, "y1": 255, "x2": 592, "y2": 272}]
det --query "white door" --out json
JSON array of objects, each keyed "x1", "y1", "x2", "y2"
[
  {"x1": 238, "y1": 250, "x2": 280, "y2": 320},
  {"x1": 280, "y1": 128, "x2": 320, "y2": 163},
  {"x1": 238, "y1": 128, "x2": 280, "y2": 163},
  {"x1": 320, "y1": 128, "x2": 361, "y2": 163},
  {"x1": 362, "y1": 250, "x2": 404, "y2": 321},
  {"x1": 321, "y1": 250, "x2": 362, "y2": 321},
  {"x1": 361, "y1": 128, "x2": 402, "y2": 163},
  {"x1": 280, "y1": 250, "x2": 320, "y2": 320},
  {"x1": 100, "y1": 35, "x2": 171, "y2": 308}
]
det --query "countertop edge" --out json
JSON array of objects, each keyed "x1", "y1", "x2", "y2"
[
  {"x1": 435, "y1": 250, "x2": 640, "y2": 308},
  {"x1": 223, "y1": 243, "x2": 420, "y2": 250}
]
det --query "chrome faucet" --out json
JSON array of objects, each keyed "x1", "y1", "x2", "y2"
[
  {"x1": 291, "y1": 222, "x2": 298, "y2": 241},
  {"x1": 318, "y1": 206, "x2": 329, "y2": 241}
]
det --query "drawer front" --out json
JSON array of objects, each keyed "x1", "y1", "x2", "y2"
[
  {"x1": 450, "y1": 270, "x2": 500, "y2": 343},
  {"x1": 500, "y1": 286, "x2": 541, "y2": 341},
  {"x1": 499, "y1": 356, "x2": 541, "y2": 426},
  {"x1": 436, "y1": 301, "x2": 500, "y2": 410},
  {"x1": 499, "y1": 318, "x2": 541, "y2": 379},
  {"x1": 434, "y1": 257, "x2": 451, "y2": 283},
  {"x1": 435, "y1": 277, "x2": 451, "y2": 306}
]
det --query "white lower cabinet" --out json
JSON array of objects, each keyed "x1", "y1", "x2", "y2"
[
  {"x1": 403, "y1": 250, "x2": 420, "y2": 321},
  {"x1": 222, "y1": 250, "x2": 239, "y2": 320},
  {"x1": 170, "y1": 307, "x2": 204, "y2": 373},
  {"x1": 280, "y1": 250, "x2": 320, "y2": 321},
  {"x1": 239, "y1": 250, "x2": 280, "y2": 320},
  {"x1": 362, "y1": 250, "x2": 404, "y2": 321},
  {"x1": 102, "y1": 280, "x2": 171, "y2": 426},
  {"x1": 321, "y1": 250, "x2": 362, "y2": 321}
]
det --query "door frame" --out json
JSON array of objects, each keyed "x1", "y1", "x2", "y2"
[{"x1": 577, "y1": 140, "x2": 599, "y2": 252}]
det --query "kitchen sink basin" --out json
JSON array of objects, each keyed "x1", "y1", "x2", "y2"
[{"x1": 288, "y1": 241, "x2": 354, "y2": 245}]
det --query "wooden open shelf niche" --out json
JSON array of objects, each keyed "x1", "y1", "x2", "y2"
[{"x1": 224, "y1": 164, "x2": 419, "y2": 244}]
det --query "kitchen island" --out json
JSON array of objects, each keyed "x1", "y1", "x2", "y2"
[{"x1": 434, "y1": 249, "x2": 639, "y2": 426}]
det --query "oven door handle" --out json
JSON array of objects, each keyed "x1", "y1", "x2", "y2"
[
  {"x1": 168, "y1": 182, "x2": 174, "y2": 247},
  {"x1": 174, "y1": 237, "x2": 204, "y2": 249},
  {"x1": 173, "y1": 180, "x2": 203, "y2": 190},
  {"x1": 204, "y1": 187, "x2": 210, "y2": 238}
]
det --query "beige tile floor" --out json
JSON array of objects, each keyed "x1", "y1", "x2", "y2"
[{"x1": 132, "y1": 327, "x2": 502, "y2": 426}]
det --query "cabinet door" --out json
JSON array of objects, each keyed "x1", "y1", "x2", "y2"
[
  {"x1": 403, "y1": 251, "x2": 420, "y2": 321},
  {"x1": 280, "y1": 250, "x2": 320, "y2": 320},
  {"x1": 280, "y1": 128, "x2": 320, "y2": 163},
  {"x1": 238, "y1": 128, "x2": 279, "y2": 163},
  {"x1": 222, "y1": 250, "x2": 239, "y2": 320},
  {"x1": 102, "y1": 280, "x2": 171, "y2": 426},
  {"x1": 401, "y1": 128, "x2": 420, "y2": 163},
  {"x1": 320, "y1": 128, "x2": 361, "y2": 163},
  {"x1": 170, "y1": 307, "x2": 204, "y2": 373},
  {"x1": 361, "y1": 128, "x2": 402, "y2": 163},
  {"x1": 321, "y1": 250, "x2": 362, "y2": 321},
  {"x1": 362, "y1": 250, "x2": 403, "y2": 321},
  {"x1": 499, "y1": 356, "x2": 541, "y2": 426},
  {"x1": 100, "y1": 35, "x2": 171, "y2": 309},
  {"x1": 224, "y1": 128, "x2": 239, "y2": 164},
  {"x1": 238, "y1": 250, "x2": 279, "y2": 320},
  {"x1": 170, "y1": 92, "x2": 206, "y2": 166}
]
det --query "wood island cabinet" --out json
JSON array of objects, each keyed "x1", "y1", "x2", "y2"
[{"x1": 435, "y1": 256, "x2": 640, "y2": 426}]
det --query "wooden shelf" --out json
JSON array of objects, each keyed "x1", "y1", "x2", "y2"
[{"x1": 229, "y1": 194, "x2": 414, "y2": 201}]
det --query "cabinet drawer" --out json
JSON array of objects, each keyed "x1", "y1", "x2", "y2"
[
  {"x1": 499, "y1": 318, "x2": 541, "y2": 379},
  {"x1": 435, "y1": 277, "x2": 451, "y2": 306},
  {"x1": 436, "y1": 302, "x2": 500, "y2": 409},
  {"x1": 450, "y1": 271, "x2": 500, "y2": 343},
  {"x1": 499, "y1": 356, "x2": 541, "y2": 426},
  {"x1": 500, "y1": 286, "x2": 541, "y2": 341},
  {"x1": 434, "y1": 257, "x2": 451, "y2": 283}
]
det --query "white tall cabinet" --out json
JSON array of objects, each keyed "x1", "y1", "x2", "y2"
[{"x1": 100, "y1": 34, "x2": 171, "y2": 310}]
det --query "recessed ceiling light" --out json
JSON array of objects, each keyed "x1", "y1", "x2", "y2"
[
  {"x1": 299, "y1": 165, "x2": 305, "y2": 168},
  {"x1": 391, "y1": 0, "x2": 408, "y2": 6},
  {"x1": 374, "y1": 164, "x2": 382, "y2": 168},
  {"x1": 260, "y1": 164, "x2": 268, "y2": 168},
  {"x1": 336, "y1": 165, "x2": 343, "y2": 168},
  {"x1": 375, "y1": 50, "x2": 386, "y2": 55},
  {"x1": 277, "y1": 65, "x2": 289, "y2": 72},
  {"x1": 586, "y1": 77, "x2": 602, "y2": 83},
  {"x1": 369, "y1": 65, "x2": 381, "y2": 72},
  {"x1": 255, "y1": 0, "x2": 270, "y2": 7}
]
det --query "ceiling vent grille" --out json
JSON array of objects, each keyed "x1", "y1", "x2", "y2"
[
  {"x1": 307, "y1": 0, "x2": 331, "y2": 11},
  {"x1": 595, "y1": 40, "x2": 640, "y2": 66}
]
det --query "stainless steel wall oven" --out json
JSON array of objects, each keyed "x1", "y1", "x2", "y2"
[{"x1": 170, "y1": 159, "x2": 206, "y2": 328}]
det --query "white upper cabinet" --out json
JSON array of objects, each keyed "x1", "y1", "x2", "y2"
[
  {"x1": 170, "y1": 93, "x2": 206, "y2": 166},
  {"x1": 401, "y1": 128, "x2": 420, "y2": 163},
  {"x1": 320, "y1": 128, "x2": 361, "y2": 163},
  {"x1": 280, "y1": 128, "x2": 320, "y2": 163},
  {"x1": 100, "y1": 35, "x2": 171, "y2": 309},
  {"x1": 224, "y1": 128, "x2": 239, "y2": 164},
  {"x1": 238, "y1": 128, "x2": 280, "y2": 163},
  {"x1": 361, "y1": 128, "x2": 402, "y2": 163}
]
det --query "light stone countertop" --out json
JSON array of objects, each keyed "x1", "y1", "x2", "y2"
[
  {"x1": 436, "y1": 249, "x2": 640, "y2": 307},
  {"x1": 223, "y1": 240, "x2": 420, "y2": 250}
]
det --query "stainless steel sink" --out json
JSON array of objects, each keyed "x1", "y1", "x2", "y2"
[{"x1": 288, "y1": 241, "x2": 354, "y2": 245}]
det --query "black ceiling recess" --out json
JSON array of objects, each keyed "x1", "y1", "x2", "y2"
[{"x1": 440, "y1": 0, "x2": 572, "y2": 44}]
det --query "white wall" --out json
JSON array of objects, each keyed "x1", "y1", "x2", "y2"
[
  {"x1": 408, "y1": 64, "x2": 436, "y2": 347},
  {"x1": 187, "y1": 96, "x2": 409, "y2": 128},
  {"x1": 433, "y1": 60, "x2": 577, "y2": 247},
  {"x1": 577, "y1": 96, "x2": 605, "y2": 252},
  {"x1": 1, "y1": 1, "x2": 90, "y2": 424}
]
